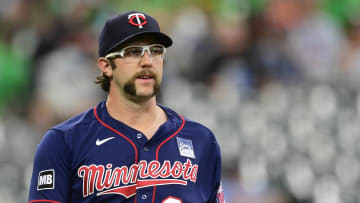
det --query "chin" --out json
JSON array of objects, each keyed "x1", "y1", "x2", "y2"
[
  {"x1": 136, "y1": 91, "x2": 155, "y2": 98},
  {"x1": 135, "y1": 84, "x2": 158, "y2": 95},
  {"x1": 129, "y1": 93, "x2": 156, "y2": 103}
]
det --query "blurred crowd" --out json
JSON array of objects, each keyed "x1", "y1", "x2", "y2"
[{"x1": 1, "y1": 0, "x2": 360, "y2": 202}]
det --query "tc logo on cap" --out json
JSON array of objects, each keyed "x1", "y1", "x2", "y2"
[{"x1": 128, "y1": 13, "x2": 147, "y2": 28}]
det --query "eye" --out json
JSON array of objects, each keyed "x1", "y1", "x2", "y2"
[
  {"x1": 123, "y1": 47, "x2": 143, "y2": 57},
  {"x1": 150, "y1": 46, "x2": 164, "y2": 55}
]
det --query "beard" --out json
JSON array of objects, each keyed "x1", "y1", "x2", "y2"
[
  {"x1": 122, "y1": 73, "x2": 161, "y2": 102},
  {"x1": 109, "y1": 61, "x2": 161, "y2": 102},
  {"x1": 124, "y1": 79, "x2": 161, "y2": 97}
]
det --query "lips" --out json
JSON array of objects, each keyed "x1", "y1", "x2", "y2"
[
  {"x1": 135, "y1": 72, "x2": 155, "y2": 80},
  {"x1": 137, "y1": 74, "x2": 153, "y2": 79}
]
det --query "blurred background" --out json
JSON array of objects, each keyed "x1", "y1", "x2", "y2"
[{"x1": 1, "y1": 0, "x2": 360, "y2": 202}]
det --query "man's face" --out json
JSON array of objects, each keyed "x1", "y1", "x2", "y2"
[{"x1": 109, "y1": 36, "x2": 164, "y2": 102}]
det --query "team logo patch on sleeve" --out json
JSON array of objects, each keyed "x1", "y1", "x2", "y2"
[
  {"x1": 37, "y1": 169, "x2": 55, "y2": 190},
  {"x1": 176, "y1": 137, "x2": 195, "y2": 159},
  {"x1": 216, "y1": 183, "x2": 225, "y2": 203}
]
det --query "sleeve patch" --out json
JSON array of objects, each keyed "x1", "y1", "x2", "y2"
[{"x1": 37, "y1": 169, "x2": 55, "y2": 190}]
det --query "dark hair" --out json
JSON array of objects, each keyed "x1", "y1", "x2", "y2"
[{"x1": 95, "y1": 59, "x2": 117, "y2": 92}]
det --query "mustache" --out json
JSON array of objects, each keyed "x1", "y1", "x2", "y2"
[{"x1": 133, "y1": 70, "x2": 156, "y2": 79}]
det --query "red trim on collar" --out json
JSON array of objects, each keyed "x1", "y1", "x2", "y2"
[{"x1": 93, "y1": 105, "x2": 139, "y2": 164}]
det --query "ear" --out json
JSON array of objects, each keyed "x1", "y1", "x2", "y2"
[{"x1": 97, "y1": 58, "x2": 113, "y2": 77}]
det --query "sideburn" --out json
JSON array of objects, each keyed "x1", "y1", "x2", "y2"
[{"x1": 109, "y1": 59, "x2": 117, "y2": 72}]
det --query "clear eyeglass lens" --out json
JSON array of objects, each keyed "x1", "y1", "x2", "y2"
[
  {"x1": 149, "y1": 45, "x2": 165, "y2": 55},
  {"x1": 105, "y1": 44, "x2": 166, "y2": 62},
  {"x1": 123, "y1": 47, "x2": 143, "y2": 58},
  {"x1": 122, "y1": 45, "x2": 165, "y2": 62}
]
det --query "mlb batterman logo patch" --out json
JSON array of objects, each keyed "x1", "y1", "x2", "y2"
[
  {"x1": 176, "y1": 137, "x2": 195, "y2": 159},
  {"x1": 37, "y1": 169, "x2": 55, "y2": 190}
]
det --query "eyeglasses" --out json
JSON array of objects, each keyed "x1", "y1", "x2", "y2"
[{"x1": 105, "y1": 44, "x2": 166, "y2": 63}]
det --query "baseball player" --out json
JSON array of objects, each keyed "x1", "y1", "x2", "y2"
[{"x1": 28, "y1": 10, "x2": 224, "y2": 203}]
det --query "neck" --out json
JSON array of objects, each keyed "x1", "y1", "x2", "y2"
[
  {"x1": 106, "y1": 92, "x2": 158, "y2": 125},
  {"x1": 106, "y1": 88, "x2": 166, "y2": 139}
]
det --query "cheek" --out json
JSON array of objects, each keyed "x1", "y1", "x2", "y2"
[
  {"x1": 156, "y1": 65, "x2": 164, "y2": 81},
  {"x1": 157, "y1": 70, "x2": 163, "y2": 81},
  {"x1": 113, "y1": 64, "x2": 133, "y2": 79},
  {"x1": 112, "y1": 70, "x2": 131, "y2": 87}
]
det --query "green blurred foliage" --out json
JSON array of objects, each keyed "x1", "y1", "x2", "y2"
[
  {"x1": 321, "y1": 0, "x2": 360, "y2": 25},
  {"x1": 0, "y1": 42, "x2": 29, "y2": 113}
]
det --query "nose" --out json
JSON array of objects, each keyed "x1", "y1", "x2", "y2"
[{"x1": 139, "y1": 50, "x2": 153, "y2": 67}]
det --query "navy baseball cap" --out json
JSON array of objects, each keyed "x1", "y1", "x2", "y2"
[{"x1": 98, "y1": 11, "x2": 173, "y2": 57}]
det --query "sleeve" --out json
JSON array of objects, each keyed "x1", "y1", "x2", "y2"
[
  {"x1": 28, "y1": 129, "x2": 72, "y2": 203},
  {"x1": 207, "y1": 140, "x2": 225, "y2": 203}
]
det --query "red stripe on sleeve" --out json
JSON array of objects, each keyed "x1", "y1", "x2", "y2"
[{"x1": 28, "y1": 200, "x2": 61, "y2": 203}]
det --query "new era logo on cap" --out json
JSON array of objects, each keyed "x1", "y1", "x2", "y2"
[{"x1": 128, "y1": 13, "x2": 147, "y2": 28}]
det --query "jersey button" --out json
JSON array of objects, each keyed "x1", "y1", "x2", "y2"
[
  {"x1": 141, "y1": 194, "x2": 147, "y2": 200},
  {"x1": 137, "y1": 133, "x2": 142, "y2": 139},
  {"x1": 144, "y1": 147, "x2": 149, "y2": 152}
]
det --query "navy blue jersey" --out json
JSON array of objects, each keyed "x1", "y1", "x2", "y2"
[{"x1": 28, "y1": 100, "x2": 224, "y2": 203}]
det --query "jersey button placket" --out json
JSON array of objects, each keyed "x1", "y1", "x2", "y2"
[
  {"x1": 137, "y1": 133, "x2": 142, "y2": 139},
  {"x1": 143, "y1": 146, "x2": 149, "y2": 152},
  {"x1": 136, "y1": 190, "x2": 152, "y2": 203}
]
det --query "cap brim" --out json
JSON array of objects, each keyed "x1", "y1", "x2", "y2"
[{"x1": 105, "y1": 31, "x2": 172, "y2": 56}]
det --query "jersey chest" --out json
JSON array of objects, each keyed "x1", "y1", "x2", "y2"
[{"x1": 70, "y1": 124, "x2": 205, "y2": 203}]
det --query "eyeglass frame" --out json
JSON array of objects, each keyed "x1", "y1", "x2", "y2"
[{"x1": 104, "y1": 44, "x2": 167, "y2": 61}]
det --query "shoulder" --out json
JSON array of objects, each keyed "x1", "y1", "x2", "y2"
[
  {"x1": 38, "y1": 106, "x2": 97, "y2": 148},
  {"x1": 51, "y1": 107, "x2": 96, "y2": 133},
  {"x1": 160, "y1": 104, "x2": 217, "y2": 143},
  {"x1": 183, "y1": 118, "x2": 213, "y2": 134},
  {"x1": 36, "y1": 106, "x2": 99, "y2": 158},
  {"x1": 183, "y1": 118, "x2": 218, "y2": 143}
]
